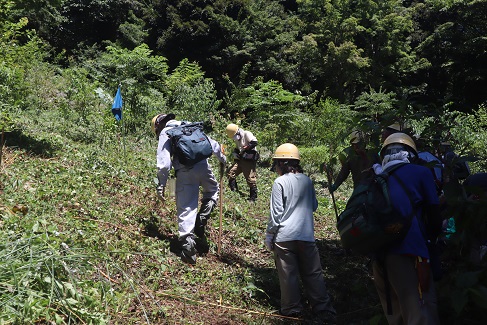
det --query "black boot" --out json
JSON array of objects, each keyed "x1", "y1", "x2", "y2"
[
  {"x1": 228, "y1": 179, "x2": 238, "y2": 192},
  {"x1": 180, "y1": 235, "x2": 197, "y2": 264},
  {"x1": 249, "y1": 186, "x2": 258, "y2": 202},
  {"x1": 194, "y1": 198, "x2": 216, "y2": 237}
]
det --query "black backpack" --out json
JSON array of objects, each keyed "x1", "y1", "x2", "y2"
[
  {"x1": 165, "y1": 122, "x2": 213, "y2": 167},
  {"x1": 336, "y1": 164, "x2": 415, "y2": 255}
]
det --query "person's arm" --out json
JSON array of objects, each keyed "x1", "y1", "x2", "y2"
[
  {"x1": 242, "y1": 131, "x2": 258, "y2": 151},
  {"x1": 208, "y1": 137, "x2": 226, "y2": 164},
  {"x1": 156, "y1": 131, "x2": 173, "y2": 199},
  {"x1": 265, "y1": 181, "x2": 284, "y2": 251},
  {"x1": 267, "y1": 181, "x2": 284, "y2": 234},
  {"x1": 331, "y1": 162, "x2": 350, "y2": 191},
  {"x1": 312, "y1": 181, "x2": 318, "y2": 212},
  {"x1": 243, "y1": 140, "x2": 258, "y2": 151}
]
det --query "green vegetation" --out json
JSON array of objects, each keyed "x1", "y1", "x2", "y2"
[{"x1": 1, "y1": 0, "x2": 487, "y2": 323}]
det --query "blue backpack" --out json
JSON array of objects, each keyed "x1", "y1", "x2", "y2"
[{"x1": 165, "y1": 122, "x2": 213, "y2": 166}]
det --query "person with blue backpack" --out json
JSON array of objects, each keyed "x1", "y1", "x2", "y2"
[
  {"x1": 373, "y1": 133, "x2": 442, "y2": 324},
  {"x1": 152, "y1": 113, "x2": 226, "y2": 264}
]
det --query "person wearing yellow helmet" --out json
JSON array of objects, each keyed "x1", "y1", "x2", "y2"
[
  {"x1": 265, "y1": 143, "x2": 336, "y2": 322},
  {"x1": 371, "y1": 132, "x2": 441, "y2": 324},
  {"x1": 329, "y1": 130, "x2": 379, "y2": 192},
  {"x1": 225, "y1": 123, "x2": 259, "y2": 201}
]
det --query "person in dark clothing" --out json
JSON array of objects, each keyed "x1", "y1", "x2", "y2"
[
  {"x1": 329, "y1": 130, "x2": 379, "y2": 192},
  {"x1": 372, "y1": 133, "x2": 442, "y2": 325}
]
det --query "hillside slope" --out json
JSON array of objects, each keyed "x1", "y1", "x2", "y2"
[{"x1": 0, "y1": 118, "x2": 380, "y2": 324}]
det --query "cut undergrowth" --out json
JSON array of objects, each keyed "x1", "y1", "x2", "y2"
[{"x1": 0, "y1": 111, "x2": 380, "y2": 324}]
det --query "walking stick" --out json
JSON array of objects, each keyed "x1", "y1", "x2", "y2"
[
  {"x1": 323, "y1": 163, "x2": 339, "y2": 221},
  {"x1": 218, "y1": 145, "x2": 225, "y2": 256}
]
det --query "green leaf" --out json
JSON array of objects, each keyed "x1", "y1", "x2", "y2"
[{"x1": 65, "y1": 297, "x2": 79, "y2": 305}]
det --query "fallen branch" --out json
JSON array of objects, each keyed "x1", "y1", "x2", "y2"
[{"x1": 157, "y1": 291, "x2": 299, "y2": 321}]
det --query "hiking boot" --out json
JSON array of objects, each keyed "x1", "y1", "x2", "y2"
[
  {"x1": 180, "y1": 236, "x2": 197, "y2": 264},
  {"x1": 194, "y1": 217, "x2": 205, "y2": 238},
  {"x1": 195, "y1": 236, "x2": 210, "y2": 255},
  {"x1": 194, "y1": 199, "x2": 216, "y2": 238},
  {"x1": 249, "y1": 186, "x2": 257, "y2": 202},
  {"x1": 228, "y1": 179, "x2": 238, "y2": 192}
]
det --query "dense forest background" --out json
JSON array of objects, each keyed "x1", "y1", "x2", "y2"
[
  {"x1": 3, "y1": 0, "x2": 487, "y2": 146},
  {"x1": 1, "y1": 0, "x2": 487, "y2": 324},
  {"x1": 12, "y1": 0, "x2": 487, "y2": 109}
]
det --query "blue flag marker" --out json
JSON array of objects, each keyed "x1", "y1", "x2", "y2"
[{"x1": 112, "y1": 86, "x2": 123, "y2": 121}]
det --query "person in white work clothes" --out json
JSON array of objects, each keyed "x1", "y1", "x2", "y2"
[
  {"x1": 225, "y1": 123, "x2": 259, "y2": 201},
  {"x1": 152, "y1": 113, "x2": 226, "y2": 264}
]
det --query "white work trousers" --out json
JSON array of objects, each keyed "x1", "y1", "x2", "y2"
[{"x1": 175, "y1": 161, "x2": 219, "y2": 239}]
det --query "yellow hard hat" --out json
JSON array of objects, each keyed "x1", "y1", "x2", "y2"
[
  {"x1": 226, "y1": 123, "x2": 239, "y2": 138},
  {"x1": 349, "y1": 130, "x2": 364, "y2": 144},
  {"x1": 382, "y1": 132, "x2": 417, "y2": 154},
  {"x1": 151, "y1": 113, "x2": 175, "y2": 136},
  {"x1": 273, "y1": 143, "x2": 300, "y2": 160}
]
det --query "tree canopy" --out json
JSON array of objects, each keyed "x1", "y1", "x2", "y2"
[{"x1": 7, "y1": 0, "x2": 487, "y2": 112}]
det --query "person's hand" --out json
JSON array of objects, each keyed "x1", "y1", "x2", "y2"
[
  {"x1": 264, "y1": 233, "x2": 274, "y2": 251},
  {"x1": 329, "y1": 183, "x2": 338, "y2": 193},
  {"x1": 156, "y1": 184, "x2": 165, "y2": 201}
]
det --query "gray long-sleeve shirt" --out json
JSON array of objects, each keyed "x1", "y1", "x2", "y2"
[{"x1": 266, "y1": 173, "x2": 318, "y2": 242}]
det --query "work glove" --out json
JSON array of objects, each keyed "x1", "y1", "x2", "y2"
[
  {"x1": 264, "y1": 233, "x2": 275, "y2": 251},
  {"x1": 156, "y1": 184, "x2": 165, "y2": 201},
  {"x1": 329, "y1": 183, "x2": 338, "y2": 193},
  {"x1": 220, "y1": 155, "x2": 227, "y2": 164},
  {"x1": 232, "y1": 148, "x2": 241, "y2": 159}
]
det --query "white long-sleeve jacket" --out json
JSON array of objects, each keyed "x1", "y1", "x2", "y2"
[{"x1": 156, "y1": 120, "x2": 226, "y2": 186}]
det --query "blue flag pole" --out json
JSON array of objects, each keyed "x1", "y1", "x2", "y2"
[{"x1": 112, "y1": 84, "x2": 126, "y2": 163}]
